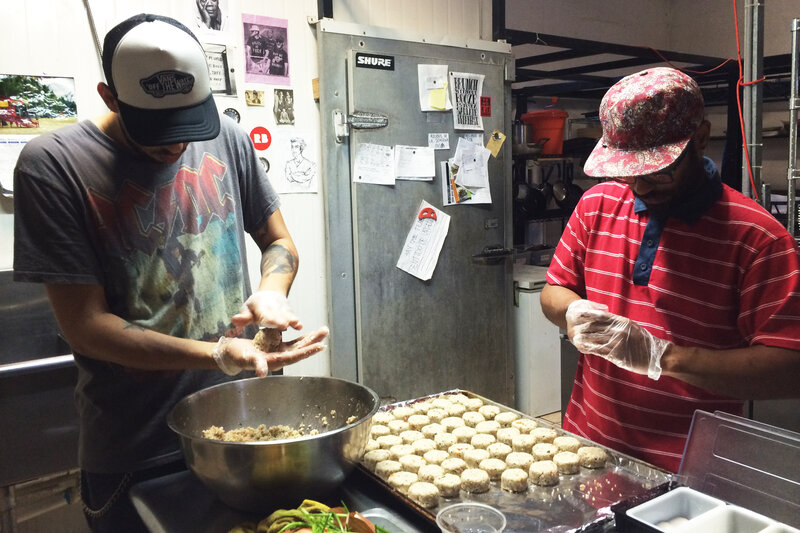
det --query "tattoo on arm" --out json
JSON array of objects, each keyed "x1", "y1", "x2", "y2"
[
  {"x1": 123, "y1": 321, "x2": 146, "y2": 331},
  {"x1": 262, "y1": 243, "x2": 298, "y2": 276}
]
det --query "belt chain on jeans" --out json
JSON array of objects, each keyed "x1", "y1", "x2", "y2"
[{"x1": 81, "y1": 472, "x2": 133, "y2": 519}]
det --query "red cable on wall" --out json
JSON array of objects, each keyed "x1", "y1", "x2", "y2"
[
  {"x1": 647, "y1": 0, "x2": 763, "y2": 201},
  {"x1": 732, "y1": 0, "x2": 765, "y2": 201}
]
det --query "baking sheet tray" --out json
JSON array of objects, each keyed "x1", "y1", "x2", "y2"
[{"x1": 360, "y1": 390, "x2": 673, "y2": 533}]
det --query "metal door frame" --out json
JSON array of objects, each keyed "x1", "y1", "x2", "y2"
[{"x1": 316, "y1": 19, "x2": 513, "y2": 392}]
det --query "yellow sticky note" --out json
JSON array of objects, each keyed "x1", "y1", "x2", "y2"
[
  {"x1": 487, "y1": 130, "x2": 507, "y2": 158},
  {"x1": 429, "y1": 82, "x2": 448, "y2": 110}
]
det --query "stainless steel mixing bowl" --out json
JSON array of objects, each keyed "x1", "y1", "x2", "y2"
[{"x1": 167, "y1": 375, "x2": 379, "y2": 512}]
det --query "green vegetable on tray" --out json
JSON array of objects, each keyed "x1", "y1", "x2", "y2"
[{"x1": 227, "y1": 500, "x2": 392, "y2": 533}]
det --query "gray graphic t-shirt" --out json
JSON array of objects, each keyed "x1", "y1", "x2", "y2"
[{"x1": 13, "y1": 116, "x2": 279, "y2": 472}]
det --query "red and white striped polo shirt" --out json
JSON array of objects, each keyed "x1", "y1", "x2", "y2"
[{"x1": 546, "y1": 177, "x2": 800, "y2": 472}]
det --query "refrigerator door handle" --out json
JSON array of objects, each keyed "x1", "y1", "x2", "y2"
[
  {"x1": 471, "y1": 244, "x2": 514, "y2": 265},
  {"x1": 332, "y1": 109, "x2": 389, "y2": 143}
]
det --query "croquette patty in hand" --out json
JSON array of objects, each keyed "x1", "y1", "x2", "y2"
[{"x1": 253, "y1": 327, "x2": 282, "y2": 351}]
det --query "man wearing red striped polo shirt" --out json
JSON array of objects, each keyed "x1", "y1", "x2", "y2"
[{"x1": 541, "y1": 67, "x2": 800, "y2": 472}]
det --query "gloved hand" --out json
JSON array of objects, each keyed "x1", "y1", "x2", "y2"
[
  {"x1": 232, "y1": 290, "x2": 302, "y2": 331},
  {"x1": 212, "y1": 326, "x2": 330, "y2": 377},
  {"x1": 565, "y1": 300, "x2": 670, "y2": 380}
]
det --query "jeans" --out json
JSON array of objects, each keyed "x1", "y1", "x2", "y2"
[{"x1": 80, "y1": 460, "x2": 186, "y2": 533}]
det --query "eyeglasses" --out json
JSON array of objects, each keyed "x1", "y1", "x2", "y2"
[{"x1": 611, "y1": 146, "x2": 689, "y2": 186}]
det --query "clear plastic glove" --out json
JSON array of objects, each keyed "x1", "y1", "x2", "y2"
[
  {"x1": 232, "y1": 290, "x2": 302, "y2": 331},
  {"x1": 565, "y1": 299, "x2": 670, "y2": 380},
  {"x1": 212, "y1": 326, "x2": 329, "y2": 377}
]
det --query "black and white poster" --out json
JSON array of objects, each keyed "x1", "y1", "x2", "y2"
[
  {"x1": 449, "y1": 72, "x2": 484, "y2": 131},
  {"x1": 193, "y1": 0, "x2": 229, "y2": 33},
  {"x1": 273, "y1": 89, "x2": 294, "y2": 124}
]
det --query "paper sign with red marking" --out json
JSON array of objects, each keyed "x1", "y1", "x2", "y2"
[
  {"x1": 250, "y1": 126, "x2": 272, "y2": 150},
  {"x1": 397, "y1": 201, "x2": 450, "y2": 281}
]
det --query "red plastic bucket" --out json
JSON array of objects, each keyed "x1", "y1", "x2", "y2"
[{"x1": 521, "y1": 110, "x2": 569, "y2": 155}]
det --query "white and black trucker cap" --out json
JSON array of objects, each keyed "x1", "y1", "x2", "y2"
[{"x1": 102, "y1": 13, "x2": 220, "y2": 146}]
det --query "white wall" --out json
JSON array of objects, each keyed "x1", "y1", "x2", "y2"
[{"x1": 331, "y1": 0, "x2": 492, "y2": 40}]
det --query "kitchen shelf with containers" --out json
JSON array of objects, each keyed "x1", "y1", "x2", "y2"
[{"x1": 512, "y1": 110, "x2": 599, "y2": 220}]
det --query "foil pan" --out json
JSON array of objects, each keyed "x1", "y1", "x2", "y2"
[{"x1": 359, "y1": 389, "x2": 674, "y2": 533}]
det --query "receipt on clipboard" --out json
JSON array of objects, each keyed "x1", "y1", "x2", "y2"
[{"x1": 396, "y1": 201, "x2": 450, "y2": 281}]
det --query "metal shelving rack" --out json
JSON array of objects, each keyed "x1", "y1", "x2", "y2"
[
  {"x1": 788, "y1": 18, "x2": 800, "y2": 239},
  {"x1": 490, "y1": 1, "x2": 794, "y2": 202}
]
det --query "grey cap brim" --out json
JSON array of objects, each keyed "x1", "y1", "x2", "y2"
[{"x1": 118, "y1": 92, "x2": 220, "y2": 146}]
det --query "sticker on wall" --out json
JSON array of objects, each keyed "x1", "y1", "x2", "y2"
[
  {"x1": 355, "y1": 52, "x2": 395, "y2": 70},
  {"x1": 250, "y1": 126, "x2": 272, "y2": 150},
  {"x1": 242, "y1": 14, "x2": 289, "y2": 86},
  {"x1": 258, "y1": 157, "x2": 270, "y2": 173},
  {"x1": 223, "y1": 107, "x2": 240, "y2": 123},
  {"x1": 274, "y1": 89, "x2": 294, "y2": 125},
  {"x1": 480, "y1": 96, "x2": 491, "y2": 117},
  {"x1": 245, "y1": 90, "x2": 264, "y2": 106}
]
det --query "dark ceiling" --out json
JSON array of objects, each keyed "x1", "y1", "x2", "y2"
[{"x1": 503, "y1": 28, "x2": 792, "y2": 108}]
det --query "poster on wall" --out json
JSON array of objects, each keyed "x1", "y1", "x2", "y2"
[
  {"x1": 192, "y1": 0, "x2": 230, "y2": 35},
  {"x1": 0, "y1": 74, "x2": 77, "y2": 195},
  {"x1": 269, "y1": 130, "x2": 318, "y2": 194},
  {"x1": 242, "y1": 14, "x2": 289, "y2": 86},
  {"x1": 274, "y1": 89, "x2": 294, "y2": 124},
  {"x1": 449, "y1": 72, "x2": 485, "y2": 131}
]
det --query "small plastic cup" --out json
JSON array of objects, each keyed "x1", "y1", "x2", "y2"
[{"x1": 436, "y1": 502, "x2": 507, "y2": 533}]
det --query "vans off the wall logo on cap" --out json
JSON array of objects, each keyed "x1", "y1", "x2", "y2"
[{"x1": 139, "y1": 71, "x2": 195, "y2": 98}]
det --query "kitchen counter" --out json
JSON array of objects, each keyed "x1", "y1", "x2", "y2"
[
  {"x1": 130, "y1": 464, "x2": 634, "y2": 533},
  {"x1": 130, "y1": 467, "x2": 438, "y2": 533}
]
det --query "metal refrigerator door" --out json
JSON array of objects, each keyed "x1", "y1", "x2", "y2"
[{"x1": 343, "y1": 43, "x2": 513, "y2": 405}]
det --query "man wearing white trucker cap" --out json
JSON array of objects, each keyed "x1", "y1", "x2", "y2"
[
  {"x1": 540, "y1": 67, "x2": 800, "y2": 472},
  {"x1": 13, "y1": 13, "x2": 328, "y2": 531}
]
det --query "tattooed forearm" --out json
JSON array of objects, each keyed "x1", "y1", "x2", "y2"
[
  {"x1": 123, "y1": 320, "x2": 147, "y2": 331},
  {"x1": 262, "y1": 243, "x2": 298, "y2": 275}
]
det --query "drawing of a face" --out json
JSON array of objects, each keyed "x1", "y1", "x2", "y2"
[{"x1": 290, "y1": 140, "x2": 302, "y2": 157}]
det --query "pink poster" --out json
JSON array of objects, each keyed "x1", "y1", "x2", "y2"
[{"x1": 242, "y1": 14, "x2": 289, "y2": 86}]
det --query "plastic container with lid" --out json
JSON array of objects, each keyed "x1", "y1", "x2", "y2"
[
  {"x1": 613, "y1": 410, "x2": 800, "y2": 532},
  {"x1": 520, "y1": 110, "x2": 569, "y2": 155}
]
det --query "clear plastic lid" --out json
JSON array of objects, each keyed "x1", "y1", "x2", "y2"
[{"x1": 677, "y1": 410, "x2": 800, "y2": 528}]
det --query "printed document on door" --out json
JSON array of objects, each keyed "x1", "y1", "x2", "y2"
[{"x1": 396, "y1": 201, "x2": 450, "y2": 280}]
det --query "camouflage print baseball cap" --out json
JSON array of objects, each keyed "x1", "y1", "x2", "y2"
[{"x1": 583, "y1": 67, "x2": 704, "y2": 178}]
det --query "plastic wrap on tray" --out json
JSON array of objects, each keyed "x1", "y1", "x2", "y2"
[{"x1": 359, "y1": 389, "x2": 674, "y2": 533}]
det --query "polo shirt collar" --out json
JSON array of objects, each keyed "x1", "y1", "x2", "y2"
[{"x1": 633, "y1": 157, "x2": 723, "y2": 224}]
